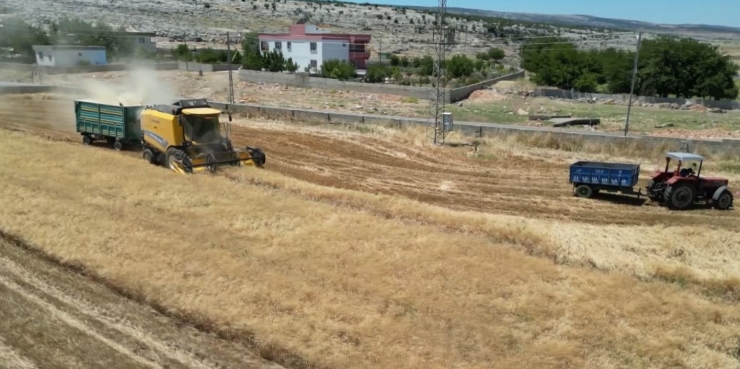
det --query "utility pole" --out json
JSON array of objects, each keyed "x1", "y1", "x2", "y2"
[
  {"x1": 378, "y1": 37, "x2": 382, "y2": 64},
  {"x1": 426, "y1": 0, "x2": 450, "y2": 146},
  {"x1": 624, "y1": 30, "x2": 643, "y2": 137},
  {"x1": 184, "y1": 35, "x2": 189, "y2": 72},
  {"x1": 226, "y1": 31, "x2": 235, "y2": 104}
]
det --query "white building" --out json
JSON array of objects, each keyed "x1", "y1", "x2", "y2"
[
  {"x1": 125, "y1": 32, "x2": 158, "y2": 54},
  {"x1": 32, "y1": 45, "x2": 107, "y2": 67},
  {"x1": 258, "y1": 24, "x2": 371, "y2": 73}
]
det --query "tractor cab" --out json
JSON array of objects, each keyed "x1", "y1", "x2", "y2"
[{"x1": 665, "y1": 152, "x2": 703, "y2": 179}]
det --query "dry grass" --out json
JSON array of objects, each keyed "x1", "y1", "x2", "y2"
[{"x1": 2, "y1": 128, "x2": 740, "y2": 369}]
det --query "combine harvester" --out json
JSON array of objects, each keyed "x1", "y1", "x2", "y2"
[
  {"x1": 569, "y1": 152, "x2": 734, "y2": 210},
  {"x1": 75, "y1": 98, "x2": 265, "y2": 173}
]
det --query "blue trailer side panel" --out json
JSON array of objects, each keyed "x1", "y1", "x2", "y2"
[{"x1": 569, "y1": 161, "x2": 640, "y2": 188}]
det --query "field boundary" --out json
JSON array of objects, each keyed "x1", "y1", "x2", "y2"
[
  {"x1": 238, "y1": 69, "x2": 526, "y2": 103},
  {"x1": 0, "y1": 62, "x2": 179, "y2": 75},
  {"x1": 534, "y1": 87, "x2": 740, "y2": 110},
  {"x1": 0, "y1": 225, "x2": 309, "y2": 369},
  {"x1": 1, "y1": 82, "x2": 739, "y2": 154},
  {"x1": 207, "y1": 101, "x2": 740, "y2": 155}
]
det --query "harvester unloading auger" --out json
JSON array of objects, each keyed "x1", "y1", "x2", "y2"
[{"x1": 139, "y1": 98, "x2": 265, "y2": 174}]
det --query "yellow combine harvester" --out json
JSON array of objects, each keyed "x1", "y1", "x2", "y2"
[{"x1": 139, "y1": 98, "x2": 265, "y2": 174}]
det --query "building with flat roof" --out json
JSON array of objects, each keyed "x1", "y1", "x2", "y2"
[
  {"x1": 258, "y1": 24, "x2": 371, "y2": 73},
  {"x1": 32, "y1": 45, "x2": 107, "y2": 67}
]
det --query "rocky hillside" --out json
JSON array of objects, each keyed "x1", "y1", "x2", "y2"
[{"x1": 0, "y1": 0, "x2": 643, "y2": 61}]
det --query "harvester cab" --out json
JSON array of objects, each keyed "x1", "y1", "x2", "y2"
[
  {"x1": 645, "y1": 152, "x2": 733, "y2": 210},
  {"x1": 140, "y1": 98, "x2": 265, "y2": 174}
]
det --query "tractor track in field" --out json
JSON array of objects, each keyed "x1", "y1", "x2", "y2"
[
  {"x1": 0, "y1": 94, "x2": 738, "y2": 232},
  {"x1": 0, "y1": 230, "x2": 284, "y2": 369}
]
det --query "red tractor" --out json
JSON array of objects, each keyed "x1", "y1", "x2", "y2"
[{"x1": 646, "y1": 152, "x2": 734, "y2": 210}]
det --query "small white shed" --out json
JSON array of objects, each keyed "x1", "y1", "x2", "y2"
[{"x1": 31, "y1": 45, "x2": 107, "y2": 67}]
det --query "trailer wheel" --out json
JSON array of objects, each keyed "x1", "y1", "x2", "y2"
[
  {"x1": 714, "y1": 190, "x2": 733, "y2": 210},
  {"x1": 114, "y1": 141, "x2": 124, "y2": 151},
  {"x1": 82, "y1": 135, "x2": 92, "y2": 146},
  {"x1": 575, "y1": 185, "x2": 593, "y2": 198},
  {"x1": 664, "y1": 183, "x2": 694, "y2": 210}
]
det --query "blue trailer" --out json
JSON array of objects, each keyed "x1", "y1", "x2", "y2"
[{"x1": 569, "y1": 161, "x2": 643, "y2": 198}]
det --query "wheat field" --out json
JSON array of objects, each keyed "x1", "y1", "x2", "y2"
[{"x1": 1, "y1": 96, "x2": 740, "y2": 369}]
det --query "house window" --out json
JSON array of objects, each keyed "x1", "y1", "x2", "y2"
[
  {"x1": 310, "y1": 42, "x2": 317, "y2": 53},
  {"x1": 138, "y1": 37, "x2": 145, "y2": 43},
  {"x1": 342, "y1": 43, "x2": 346, "y2": 47},
  {"x1": 260, "y1": 41, "x2": 269, "y2": 51},
  {"x1": 78, "y1": 53, "x2": 82, "y2": 56},
  {"x1": 37, "y1": 52, "x2": 43, "y2": 59},
  {"x1": 287, "y1": 42, "x2": 291, "y2": 51},
  {"x1": 275, "y1": 41, "x2": 281, "y2": 50},
  {"x1": 310, "y1": 60, "x2": 317, "y2": 69}
]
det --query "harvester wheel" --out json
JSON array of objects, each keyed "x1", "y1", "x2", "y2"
[
  {"x1": 664, "y1": 183, "x2": 694, "y2": 210},
  {"x1": 142, "y1": 149, "x2": 157, "y2": 165},
  {"x1": 82, "y1": 135, "x2": 92, "y2": 146},
  {"x1": 575, "y1": 185, "x2": 593, "y2": 198},
  {"x1": 247, "y1": 147, "x2": 266, "y2": 167},
  {"x1": 205, "y1": 153, "x2": 217, "y2": 173},
  {"x1": 114, "y1": 141, "x2": 124, "y2": 151},
  {"x1": 714, "y1": 190, "x2": 733, "y2": 210},
  {"x1": 166, "y1": 148, "x2": 191, "y2": 173}
]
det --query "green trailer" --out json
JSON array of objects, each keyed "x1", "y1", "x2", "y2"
[{"x1": 74, "y1": 99, "x2": 145, "y2": 151}]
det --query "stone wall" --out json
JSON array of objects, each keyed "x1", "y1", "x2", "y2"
[
  {"x1": 177, "y1": 62, "x2": 239, "y2": 72},
  {"x1": 0, "y1": 62, "x2": 179, "y2": 75},
  {"x1": 209, "y1": 100, "x2": 740, "y2": 156}
]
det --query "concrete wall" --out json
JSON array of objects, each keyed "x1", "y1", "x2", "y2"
[
  {"x1": 0, "y1": 62, "x2": 178, "y2": 74},
  {"x1": 238, "y1": 69, "x2": 525, "y2": 103},
  {"x1": 534, "y1": 88, "x2": 740, "y2": 110},
  {"x1": 176, "y1": 62, "x2": 238, "y2": 72},
  {"x1": 239, "y1": 69, "x2": 445, "y2": 101},
  {"x1": 208, "y1": 100, "x2": 740, "y2": 155},
  {"x1": 448, "y1": 70, "x2": 526, "y2": 102}
]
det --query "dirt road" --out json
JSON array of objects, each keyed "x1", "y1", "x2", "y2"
[{"x1": 0, "y1": 232, "x2": 284, "y2": 369}]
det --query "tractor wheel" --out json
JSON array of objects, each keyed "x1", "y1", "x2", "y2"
[
  {"x1": 575, "y1": 185, "x2": 593, "y2": 198},
  {"x1": 82, "y1": 135, "x2": 92, "y2": 145},
  {"x1": 664, "y1": 183, "x2": 695, "y2": 210},
  {"x1": 247, "y1": 147, "x2": 266, "y2": 167},
  {"x1": 646, "y1": 180, "x2": 660, "y2": 201},
  {"x1": 142, "y1": 149, "x2": 157, "y2": 165},
  {"x1": 114, "y1": 141, "x2": 124, "y2": 151},
  {"x1": 714, "y1": 190, "x2": 733, "y2": 210}
]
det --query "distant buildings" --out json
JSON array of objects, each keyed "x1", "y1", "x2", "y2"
[
  {"x1": 258, "y1": 24, "x2": 371, "y2": 72},
  {"x1": 31, "y1": 45, "x2": 107, "y2": 67}
]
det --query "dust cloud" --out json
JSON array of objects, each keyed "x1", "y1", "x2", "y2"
[{"x1": 76, "y1": 65, "x2": 178, "y2": 106}]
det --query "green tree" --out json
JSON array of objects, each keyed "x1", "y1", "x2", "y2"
[
  {"x1": 486, "y1": 47, "x2": 505, "y2": 63},
  {"x1": 365, "y1": 64, "x2": 388, "y2": 83},
  {"x1": 321, "y1": 59, "x2": 355, "y2": 80},
  {"x1": 389, "y1": 54, "x2": 400, "y2": 66},
  {"x1": 0, "y1": 17, "x2": 50, "y2": 61},
  {"x1": 446, "y1": 54, "x2": 474, "y2": 79}
]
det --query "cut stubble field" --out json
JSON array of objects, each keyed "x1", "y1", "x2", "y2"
[{"x1": 1, "y1": 92, "x2": 740, "y2": 369}]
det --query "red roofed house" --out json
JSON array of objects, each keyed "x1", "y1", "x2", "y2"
[{"x1": 258, "y1": 24, "x2": 371, "y2": 73}]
